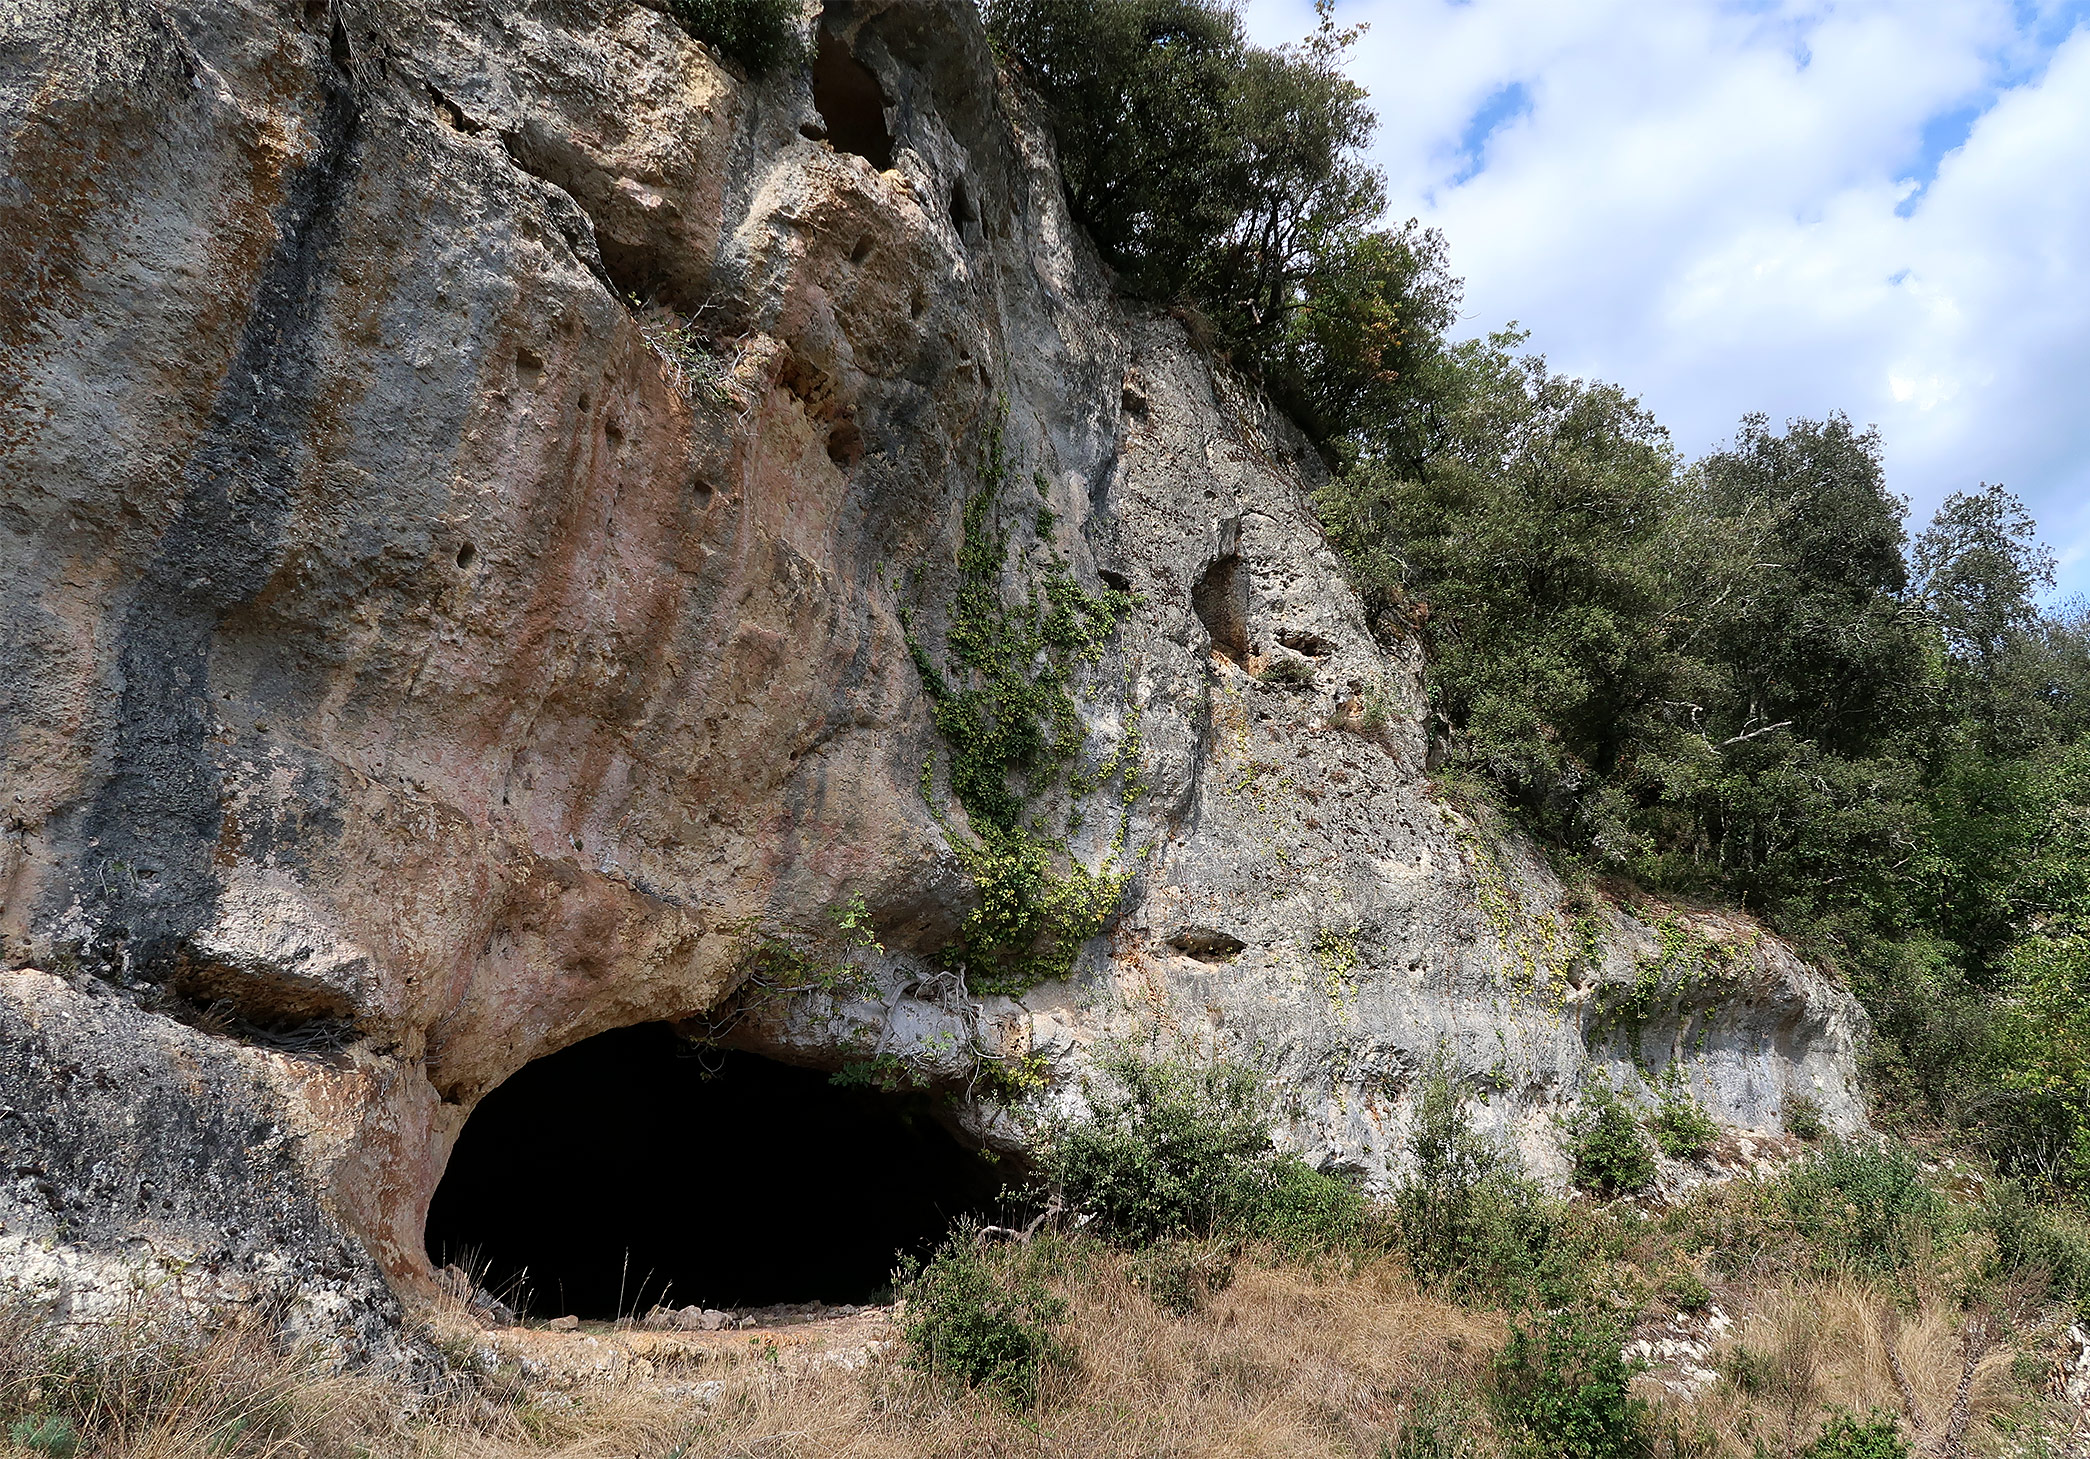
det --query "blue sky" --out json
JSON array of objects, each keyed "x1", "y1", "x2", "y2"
[{"x1": 1242, "y1": 0, "x2": 2090, "y2": 600}]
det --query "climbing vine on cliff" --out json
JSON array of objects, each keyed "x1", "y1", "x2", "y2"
[{"x1": 904, "y1": 408, "x2": 1142, "y2": 995}]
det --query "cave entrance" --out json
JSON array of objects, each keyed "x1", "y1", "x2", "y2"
[
  {"x1": 1193, "y1": 552, "x2": 1251, "y2": 662},
  {"x1": 424, "y1": 1023, "x2": 1003, "y2": 1319},
  {"x1": 812, "y1": 30, "x2": 893, "y2": 170}
]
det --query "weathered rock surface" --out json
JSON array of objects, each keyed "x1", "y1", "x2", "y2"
[{"x1": 0, "y1": 0, "x2": 1865, "y2": 1348}]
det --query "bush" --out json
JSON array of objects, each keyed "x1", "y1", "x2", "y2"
[
  {"x1": 1659, "y1": 1267, "x2": 1712, "y2": 1313},
  {"x1": 1981, "y1": 1177, "x2": 2090, "y2": 1313},
  {"x1": 1776, "y1": 1142, "x2": 1951, "y2": 1277},
  {"x1": 1570, "y1": 1086, "x2": 1657, "y2": 1198},
  {"x1": 1239, "y1": 1153, "x2": 1370, "y2": 1256},
  {"x1": 1784, "y1": 1093, "x2": 1827, "y2": 1141},
  {"x1": 1040, "y1": 1051, "x2": 1273, "y2": 1245},
  {"x1": 1650, "y1": 1087, "x2": 1720, "y2": 1160},
  {"x1": 1396, "y1": 1384, "x2": 1494, "y2": 1459},
  {"x1": 897, "y1": 1234, "x2": 1069, "y2": 1405},
  {"x1": 1797, "y1": 1411, "x2": 1908, "y2": 1459},
  {"x1": 1128, "y1": 1238, "x2": 1236, "y2": 1315},
  {"x1": 1491, "y1": 1307, "x2": 1652, "y2": 1459},
  {"x1": 1394, "y1": 1063, "x2": 1572, "y2": 1304},
  {"x1": 1042, "y1": 1050, "x2": 1370, "y2": 1255},
  {"x1": 663, "y1": 0, "x2": 802, "y2": 75}
]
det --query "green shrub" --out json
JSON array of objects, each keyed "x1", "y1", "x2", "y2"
[
  {"x1": 897, "y1": 1234, "x2": 1069, "y2": 1406},
  {"x1": 1784, "y1": 1094, "x2": 1827, "y2": 1141},
  {"x1": 1257, "y1": 653, "x2": 1317, "y2": 687},
  {"x1": 1491, "y1": 1307, "x2": 1652, "y2": 1459},
  {"x1": 1394, "y1": 1064, "x2": 1573, "y2": 1304},
  {"x1": 1128, "y1": 1238, "x2": 1236, "y2": 1315},
  {"x1": 1776, "y1": 1142, "x2": 1951, "y2": 1277},
  {"x1": 1040, "y1": 1051, "x2": 1272, "y2": 1245},
  {"x1": 1240, "y1": 1153, "x2": 1370, "y2": 1256},
  {"x1": 1981, "y1": 1177, "x2": 2090, "y2": 1313},
  {"x1": 1796, "y1": 1411, "x2": 1908, "y2": 1459},
  {"x1": 1650, "y1": 1087, "x2": 1720, "y2": 1160},
  {"x1": 1659, "y1": 1267, "x2": 1712, "y2": 1313},
  {"x1": 662, "y1": 0, "x2": 802, "y2": 75},
  {"x1": 1570, "y1": 1086, "x2": 1657, "y2": 1198},
  {"x1": 1395, "y1": 1384, "x2": 1494, "y2": 1459},
  {"x1": 7, "y1": 1417, "x2": 79, "y2": 1459},
  {"x1": 1039, "y1": 1051, "x2": 1375, "y2": 1256}
]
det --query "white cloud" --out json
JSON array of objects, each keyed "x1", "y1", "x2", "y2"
[{"x1": 1242, "y1": 0, "x2": 2090, "y2": 597}]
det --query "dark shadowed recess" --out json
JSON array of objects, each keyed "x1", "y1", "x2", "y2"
[
  {"x1": 424, "y1": 1023, "x2": 1005, "y2": 1318},
  {"x1": 812, "y1": 30, "x2": 893, "y2": 169}
]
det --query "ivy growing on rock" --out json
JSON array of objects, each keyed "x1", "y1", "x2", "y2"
[{"x1": 904, "y1": 409, "x2": 1142, "y2": 995}]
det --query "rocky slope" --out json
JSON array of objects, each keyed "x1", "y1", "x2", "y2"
[{"x1": 0, "y1": 0, "x2": 1864, "y2": 1354}]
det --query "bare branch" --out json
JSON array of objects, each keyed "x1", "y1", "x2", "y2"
[{"x1": 1718, "y1": 720, "x2": 1793, "y2": 749}]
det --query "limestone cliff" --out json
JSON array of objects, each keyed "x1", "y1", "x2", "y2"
[{"x1": 0, "y1": 0, "x2": 1864, "y2": 1352}]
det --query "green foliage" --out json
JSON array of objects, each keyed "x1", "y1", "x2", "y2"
[
  {"x1": 1649, "y1": 1081, "x2": 1720, "y2": 1160},
  {"x1": 1039, "y1": 1051, "x2": 1274, "y2": 1245},
  {"x1": 829, "y1": 1053, "x2": 922, "y2": 1093},
  {"x1": 1314, "y1": 327, "x2": 2090, "y2": 1185},
  {"x1": 1394, "y1": 1061, "x2": 1570, "y2": 1304},
  {"x1": 7, "y1": 1416, "x2": 78, "y2": 1459},
  {"x1": 988, "y1": 0, "x2": 1456, "y2": 452},
  {"x1": 661, "y1": 0, "x2": 802, "y2": 75},
  {"x1": 1659, "y1": 1267, "x2": 1712, "y2": 1313},
  {"x1": 1774, "y1": 1142, "x2": 1950, "y2": 1278},
  {"x1": 1257, "y1": 652, "x2": 1317, "y2": 687},
  {"x1": 1394, "y1": 1385, "x2": 1494, "y2": 1459},
  {"x1": 1978, "y1": 1177, "x2": 2090, "y2": 1314},
  {"x1": 1783, "y1": 1094, "x2": 1827, "y2": 1142},
  {"x1": 1569, "y1": 1085, "x2": 1657, "y2": 1199},
  {"x1": 1795, "y1": 1412, "x2": 1908, "y2": 1459},
  {"x1": 1317, "y1": 330, "x2": 1720, "y2": 860},
  {"x1": 1038, "y1": 1050, "x2": 1366, "y2": 1253},
  {"x1": 1491, "y1": 1307, "x2": 1652, "y2": 1459},
  {"x1": 989, "y1": 0, "x2": 1374, "y2": 320},
  {"x1": 1240, "y1": 1153, "x2": 1370, "y2": 1256},
  {"x1": 896, "y1": 1234, "x2": 1069, "y2": 1406},
  {"x1": 1593, "y1": 923, "x2": 1745, "y2": 1063},
  {"x1": 905, "y1": 411, "x2": 1139, "y2": 994}
]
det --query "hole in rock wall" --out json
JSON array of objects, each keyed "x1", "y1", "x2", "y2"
[
  {"x1": 811, "y1": 31, "x2": 893, "y2": 170},
  {"x1": 1192, "y1": 554, "x2": 1251, "y2": 662},
  {"x1": 423, "y1": 1023, "x2": 1003, "y2": 1318}
]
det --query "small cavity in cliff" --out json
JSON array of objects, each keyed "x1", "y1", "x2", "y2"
[
  {"x1": 811, "y1": 30, "x2": 893, "y2": 170},
  {"x1": 423, "y1": 1024, "x2": 1002, "y2": 1317}
]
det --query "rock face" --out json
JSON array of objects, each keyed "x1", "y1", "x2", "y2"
[{"x1": 0, "y1": 0, "x2": 1865, "y2": 1350}]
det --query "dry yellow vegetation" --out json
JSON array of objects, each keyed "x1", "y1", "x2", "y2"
[{"x1": 1, "y1": 1233, "x2": 2074, "y2": 1459}]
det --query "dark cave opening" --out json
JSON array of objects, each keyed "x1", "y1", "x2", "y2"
[
  {"x1": 1192, "y1": 553, "x2": 1252, "y2": 662},
  {"x1": 424, "y1": 1023, "x2": 1005, "y2": 1319},
  {"x1": 811, "y1": 31, "x2": 894, "y2": 170}
]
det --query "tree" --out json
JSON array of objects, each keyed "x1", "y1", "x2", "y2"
[
  {"x1": 1315, "y1": 331, "x2": 1743, "y2": 860},
  {"x1": 990, "y1": 0, "x2": 1431, "y2": 450},
  {"x1": 1697, "y1": 413, "x2": 1927, "y2": 760},
  {"x1": 989, "y1": 0, "x2": 1260, "y2": 299},
  {"x1": 1261, "y1": 220, "x2": 1459, "y2": 463},
  {"x1": 1184, "y1": 8, "x2": 1384, "y2": 352}
]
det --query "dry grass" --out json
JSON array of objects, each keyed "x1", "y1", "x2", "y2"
[
  {"x1": 1, "y1": 1253, "x2": 1502, "y2": 1459},
  {"x1": 407, "y1": 1251, "x2": 1503, "y2": 1459},
  {"x1": 1692, "y1": 1276, "x2": 2028, "y2": 1457},
  {"x1": 0, "y1": 1302, "x2": 359, "y2": 1459},
  {"x1": 2, "y1": 1243, "x2": 2072, "y2": 1459}
]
